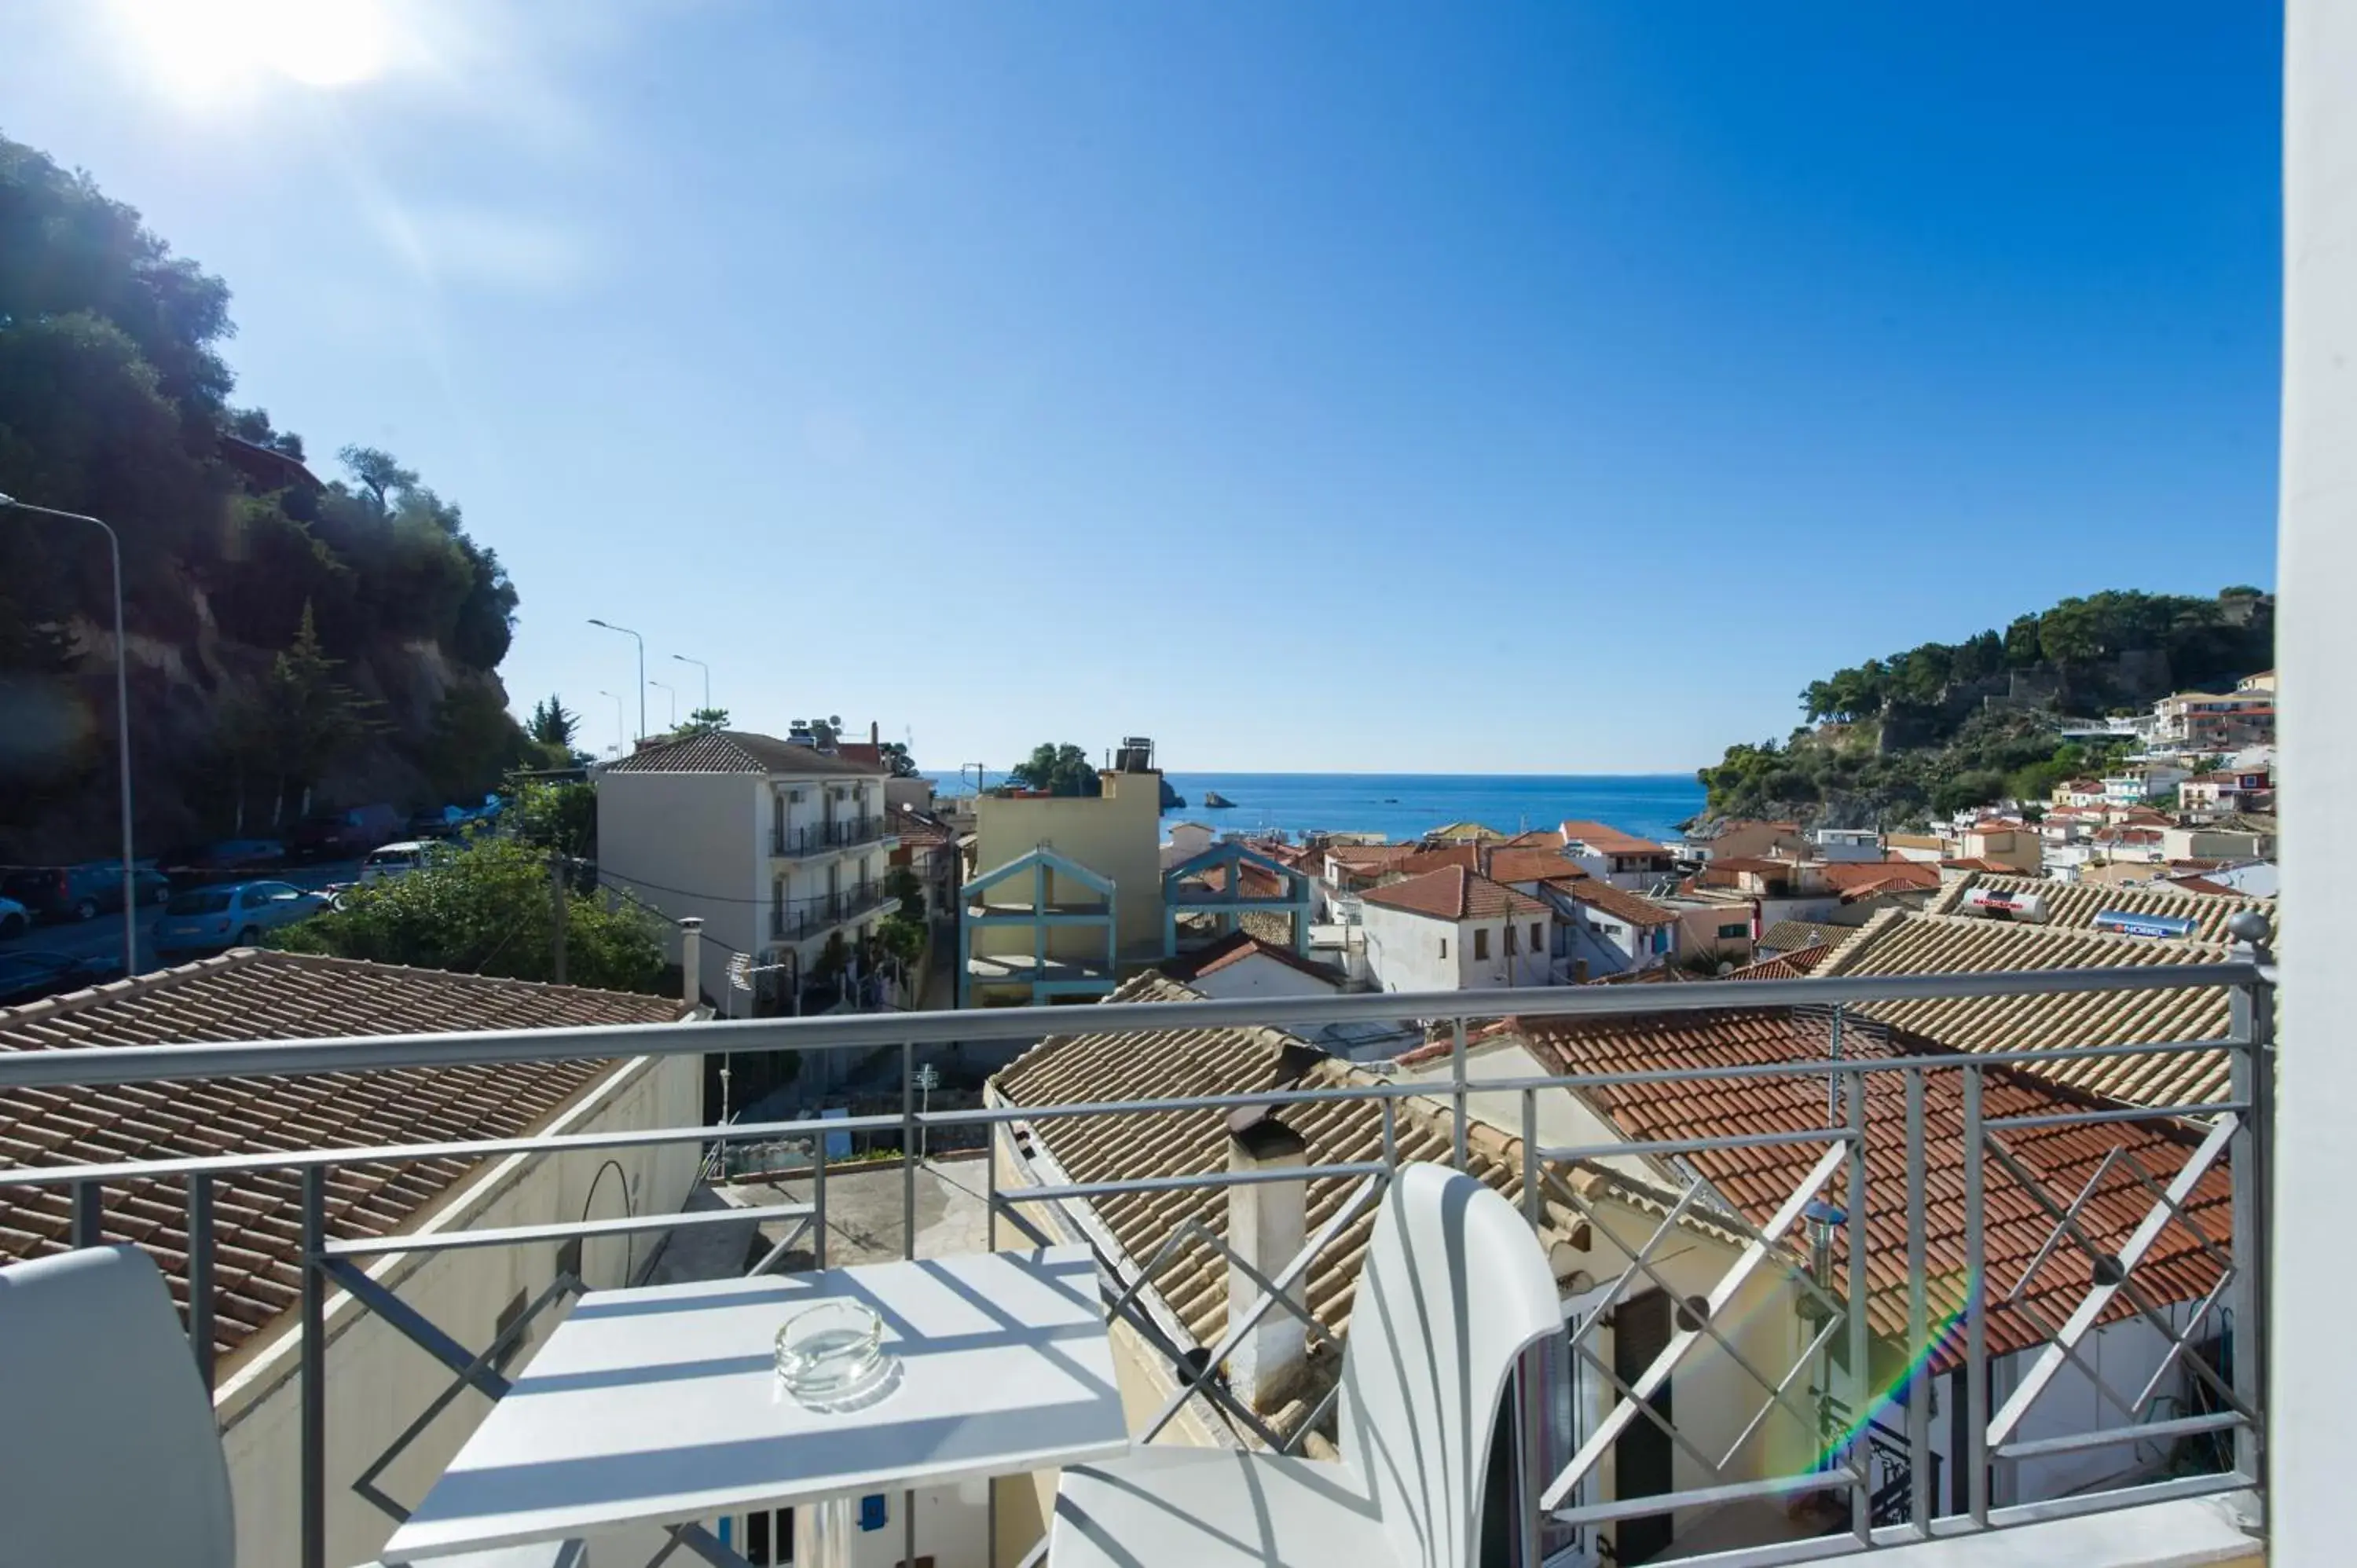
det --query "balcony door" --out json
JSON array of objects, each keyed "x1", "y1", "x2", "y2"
[{"x1": 1610, "y1": 1290, "x2": 1676, "y2": 1566}]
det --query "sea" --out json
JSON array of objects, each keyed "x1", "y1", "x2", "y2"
[{"x1": 929, "y1": 771, "x2": 1707, "y2": 846}]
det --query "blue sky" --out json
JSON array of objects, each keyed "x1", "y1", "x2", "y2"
[{"x1": 2, "y1": 2, "x2": 2282, "y2": 773}]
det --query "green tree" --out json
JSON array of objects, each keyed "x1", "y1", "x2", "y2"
[
  {"x1": 511, "y1": 779, "x2": 597, "y2": 861},
  {"x1": 275, "y1": 834, "x2": 663, "y2": 991},
  {"x1": 878, "y1": 740, "x2": 920, "y2": 779},
  {"x1": 1010, "y1": 742, "x2": 1101, "y2": 797},
  {"x1": 677, "y1": 706, "x2": 730, "y2": 735},
  {"x1": 336, "y1": 445, "x2": 418, "y2": 508},
  {"x1": 527, "y1": 695, "x2": 580, "y2": 749},
  {"x1": 244, "y1": 603, "x2": 380, "y2": 822},
  {"x1": 425, "y1": 680, "x2": 525, "y2": 802}
]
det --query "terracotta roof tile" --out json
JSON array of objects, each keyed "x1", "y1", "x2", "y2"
[
  {"x1": 1820, "y1": 860, "x2": 1941, "y2": 896},
  {"x1": 1511, "y1": 1008, "x2": 2233, "y2": 1365},
  {"x1": 1929, "y1": 873, "x2": 2273, "y2": 945},
  {"x1": 1563, "y1": 881, "x2": 1681, "y2": 929},
  {"x1": 606, "y1": 730, "x2": 882, "y2": 776},
  {"x1": 1814, "y1": 907, "x2": 2242, "y2": 1105},
  {"x1": 1724, "y1": 945, "x2": 1831, "y2": 980},
  {"x1": 1158, "y1": 932, "x2": 1345, "y2": 988},
  {"x1": 0, "y1": 951, "x2": 688, "y2": 1367},
  {"x1": 1485, "y1": 847, "x2": 1588, "y2": 885},
  {"x1": 1361, "y1": 866, "x2": 1547, "y2": 922}
]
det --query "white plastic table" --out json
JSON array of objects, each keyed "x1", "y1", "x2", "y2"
[{"x1": 381, "y1": 1246, "x2": 1129, "y2": 1563}]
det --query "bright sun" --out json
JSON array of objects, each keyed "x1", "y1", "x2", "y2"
[{"x1": 108, "y1": 0, "x2": 391, "y2": 99}]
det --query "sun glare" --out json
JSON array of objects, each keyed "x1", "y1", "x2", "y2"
[{"x1": 108, "y1": 0, "x2": 390, "y2": 101}]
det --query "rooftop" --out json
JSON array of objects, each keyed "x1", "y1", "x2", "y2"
[
  {"x1": 1556, "y1": 819, "x2": 1670, "y2": 857},
  {"x1": 1359, "y1": 866, "x2": 1547, "y2": 922},
  {"x1": 1483, "y1": 845, "x2": 1590, "y2": 885},
  {"x1": 1563, "y1": 880, "x2": 1682, "y2": 928},
  {"x1": 1930, "y1": 872, "x2": 2275, "y2": 945},
  {"x1": 0, "y1": 951, "x2": 687, "y2": 1365},
  {"x1": 1815, "y1": 908, "x2": 2238, "y2": 1105},
  {"x1": 1508, "y1": 1006, "x2": 2232, "y2": 1364},
  {"x1": 1157, "y1": 932, "x2": 1347, "y2": 988},
  {"x1": 603, "y1": 729, "x2": 885, "y2": 778}
]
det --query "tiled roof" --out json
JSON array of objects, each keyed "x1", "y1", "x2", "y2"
[
  {"x1": 1322, "y1": 844, "x2": 1417, "y2": 869},
  {"x1": 1820, "y1": 860, "x2": 1941, "y2": 896},
  {"x1": 1557, "y1": 821, "x2": 1669, "y2": 857},
  {"x1": 1929, "y1": 873, "x2": 2274, "y2": 945},
  {"x1": 1510, "y1": 1008, "x2": 2232, "y2": 1365},
  {"x1": 990, "y1": 976, "x2": 1698, "y2": 1357},
  {"x1": 1593, "y1": 965, "x2": 1693, "y2": 985},
  {"x1": 1813, "y1": 909, "x2": 2238, "y2": 1105},
  {"x1": 1563, "y1": 881, "x2": 1681, "y2": 929},
  {"x1": 1723, "y1": 945, "x2": 1831, "y2": 980},
  {"x1": 889, "y1": 805, "x2": 955, "y2": 853},
  {"x1": 1760, "y1": 918, "x2": 1847, "y2": 952},
  {"x1": 605, "y1": 730, "x2": 882, "y2": 777},
  {"x1": 1423, "y1": 822, "x2": 1508, "y2": 844},
  {"x1": 0, "y1": 951, "x2": 688, "y2": 1368},
  {"x1": 1387, "y1": 844, "x2": 1485, "y2": 879},
  {"x1": 1485, "y1": 846, "x2": 1588, "y2": 885},
  {"x1": 1494, "y1": 830, "x2": 1561, "y2": 848},
  {"x1": 1361, "y1": 866, "x2": 1546, "y2": 922},
  {"x1": 1158, "y1": 932, "x2": 1345, "y2": 989}
]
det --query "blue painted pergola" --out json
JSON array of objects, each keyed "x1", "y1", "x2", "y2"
[
  {"x1": 958, "y1": 845, "x2": 1118, "y2": 1007},
  {"x1": 1160, "y1": 841, "x2": 1315, "y2": 955}
]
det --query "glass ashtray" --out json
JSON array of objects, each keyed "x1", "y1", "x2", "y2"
[{"x1": 775, "y1": 1299, "x2": 899, "y2": 1411}]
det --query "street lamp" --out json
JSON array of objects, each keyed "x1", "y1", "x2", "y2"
[
  {"x1": 586, "y1": 617, "x2": 645, "y2": 741},
  {"x1": 670, "y1": 652, "x2": 711, "y2": 714},
  {"x1": 0, "y1": 491, "x2": 137, "y2": 973},
  {"x1": 597, "y1": 690, "x2": 628, "y2": 757},
  {"x1": 648, "y1": 679, "x2": 676, "y2": 731}
]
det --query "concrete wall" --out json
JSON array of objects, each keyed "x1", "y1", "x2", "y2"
[
  {"x1": 973, "y1": 772, "x2": 1167, "y2": 959},
  {"x1": 598, "y1": 771, "x2": 762, "y2": 1009},
  {"x1": 2277, "y1": 6, "x2": 2350, "y2": 1555},
  {"x1": 215, "y1": 1053, "x2": 705, "y2": 1568},
  {"x1": 1361, "y1": 903, "x2": 1550, "y2": 992}
]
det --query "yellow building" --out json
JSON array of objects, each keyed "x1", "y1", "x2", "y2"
[{"x1": 961, "y1": 760, "x2": 1168, "y2": 1005}]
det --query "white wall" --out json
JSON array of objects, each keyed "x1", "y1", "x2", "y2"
[
  {"x1": 215, "y1": 1053, "x2": 705, "y2": 1568},
  {"x1": 598, "y1": 771, "x2": 763, "y2": 1009},
  {"x1": 2278, "y1": 5, "x2": 2348, "y2": 1556},
  {"x1": 1359, "y1": 902, "x2": 1459, "y2": 994}
]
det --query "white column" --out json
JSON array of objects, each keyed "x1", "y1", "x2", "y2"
[
  {"x1": 2277, "y1": 5, "x2": 2355, "y2": 1556},
  {"x1": 1225, "y1": 1108, "x2": 1309, "y2": 1412}
]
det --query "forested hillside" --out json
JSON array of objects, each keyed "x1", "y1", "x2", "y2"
[
  {"x1": 1699, "y1": 588, "x2": 2274, "y2": 826},
  {"x1": 0, "y1": 133, "x2": 548, "y2": 859}
]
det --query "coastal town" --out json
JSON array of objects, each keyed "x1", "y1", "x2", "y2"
[{"x1": 0, "y1": 9, "x2": 2318, "y2": 1568}]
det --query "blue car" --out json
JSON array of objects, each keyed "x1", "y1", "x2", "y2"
[{"x1": 154, "y1": 881, "x2": 330, "y2": 957}]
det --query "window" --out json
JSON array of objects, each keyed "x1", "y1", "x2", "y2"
[
  {"x1": 1439, "y1": 937, "x2": 1448, "y2": 959},
  {"x1": 1475, "y1": 928, "x2": 1490, "y2": 961},
  {"x1": 1717, "y1": 922, "x2": 1748, "y2": 941},
  {"x1": 1531, "y1": 921, "x2": 1544, "y2": 952}
]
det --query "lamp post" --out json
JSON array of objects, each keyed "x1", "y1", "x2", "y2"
[
  {"x1": 670, "y1": 652, "x2": 710, "y2": 714},
  {"x1": 648, "y1": 679, "x2": 676, "y2": 731},
  {"x1": 597, "y1": 690, "x2": 627, "y2": 757},
  {"x1": 587, "y1": 618, "x2": 645, "y2": 741},
  {"x1": 0, "y1": 492, "x2": 137, "y2": 973}
]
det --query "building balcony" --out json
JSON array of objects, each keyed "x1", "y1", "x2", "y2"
[
  {"x1": 772, "y1": 816, "x2": 897, "y2": 859},
  {"x1": 0, "y1": 962, "x2": 2274, "y2": 1568},
  {"x1": 772, "y1": 881, "x2": 900, "y2": 942}
]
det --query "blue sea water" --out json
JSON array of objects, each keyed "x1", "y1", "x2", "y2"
[
  {"x1": 1158, "y1": 773, "x2": 1706, "y2": 844},
  {"x1": 926, "y1": 771, "x2": 1708, "y2": 844}
]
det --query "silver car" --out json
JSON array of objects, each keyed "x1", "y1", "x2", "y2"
[{"x1": 154, "y1": 881, "x2": 329, "y2": 956}]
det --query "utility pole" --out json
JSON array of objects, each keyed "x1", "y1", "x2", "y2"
[{"x1": 549, "y1": 852, "x2": 569, "y2": 985}]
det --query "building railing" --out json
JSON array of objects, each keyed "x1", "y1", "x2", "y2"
[
  {"x1": 772, "y1": 817, "x2": 893, "y2": 858},
  {"x1": 772, "y1": 881, "x2": 896, "y2": 940},
  {"x1": 0, "y1": 962, "x2": 2273, "y2": 1568}
]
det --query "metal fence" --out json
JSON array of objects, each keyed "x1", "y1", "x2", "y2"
[
  {"x1": 772, "y1": 819, "x2": 893, "y2": 858},
  {"x1": 0, "y1": 962, "x2": 2272, "y2": 1568}
]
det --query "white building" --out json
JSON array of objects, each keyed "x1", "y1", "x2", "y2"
[
  {"x1": 0, "y1": 949, "x2": 704, "y2": 1568},
  {"x1": 1357, "y1": 866, "x2": 1555, "y2": 991},
  {"x1": 599, "y1": 730, "x2": 897, "y2": 1015}
]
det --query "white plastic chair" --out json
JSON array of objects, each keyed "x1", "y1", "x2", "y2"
[
  {"x1": 0, "y1": 1245, "x2": 238, "y2": 1568},
  {"x1": 1050, "y1": 1162, "x2": 1563, "y2": 1568}
]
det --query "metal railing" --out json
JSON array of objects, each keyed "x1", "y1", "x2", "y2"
[
  {"x1": 0, "y1": 962, "x2": 2272, "y2": 1568},
  {"x1": 770, "y1": 881, "x2": 897, "y2": 940},
  {"x1": 772, "y1": 818, "x2": 893, "y2": 858}
]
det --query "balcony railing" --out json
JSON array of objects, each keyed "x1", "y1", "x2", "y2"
[
  {"x1": 771, "y1": 881, "x2": 896, "y2": 940},
  {"x1": 772, "y1": 817, "x2": 893, "y2": 858},
  {"x1": 0, "y1": 962, "x2": 2272, "y2": 1568}
]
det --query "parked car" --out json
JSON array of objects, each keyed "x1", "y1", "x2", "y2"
[
  {"x1": 0, "y1": 951, "x2": 124, "y2": 1006},
  {"x1": 185, "y1": 838, "x2": 287, "y2": 871},
  {"x1": 358, "y1": 841, "x2": 443, "y2": 884},
  {"x1": 291, "y1": 804, "x2": 405, "y2": 861},
  {"x1": 154, "y1": 881, "x2": 331, "y2": 956},
  {"x1": 1, "y1": 863, "x2": 170, "y2": 922},
  {"x1": 0, "y1": 896, "x2": 29, "y2": 940}
]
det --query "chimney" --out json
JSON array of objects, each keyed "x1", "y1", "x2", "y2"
[
  {"x1": 1225, "y1": 1106, "x2": 1309, "y2": 1412},
  {"x1": 871, "y1": 720, "x2": 880, "y2": 745},
  {"x1": 680, "y1": 917, "x2": 704, "y2": 1009}
]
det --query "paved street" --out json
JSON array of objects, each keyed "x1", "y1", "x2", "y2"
[{"x1": 2, "y1": 860, "x2": 359, "y2": 973}]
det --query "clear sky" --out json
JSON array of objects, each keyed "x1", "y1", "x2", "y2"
[{"x1": 1, "y1": 2, "x2": 2282, "y2": 773}]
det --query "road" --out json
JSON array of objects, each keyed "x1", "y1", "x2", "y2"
[{"x1": 2, "y1": 861, "x2": 360, "y2": 973}]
